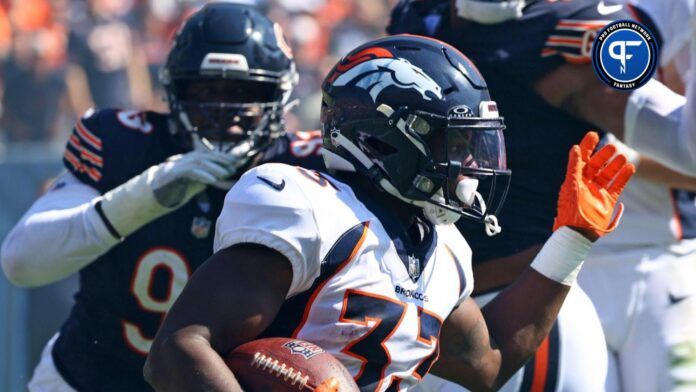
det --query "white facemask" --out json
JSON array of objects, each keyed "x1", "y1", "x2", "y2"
[{"x1": 455, "y1": 0, "x2": 526, "y2": 24}]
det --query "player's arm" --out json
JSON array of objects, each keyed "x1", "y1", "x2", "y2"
[
  {"x1": 144, "y1": 244, "x2": 292, "y2": 392},
  {"x1": 1, "y1": 148, "x2": 234, "y2": 286},
  {"x1": 434, "y1": 267, "x2": 569, "y2": 391},
  {"x1": 534, "y1": 62, "x2": 696, "y2": 176},
  {"x1": 1, "y1": 171, "x2": 118, "y2": 286},
  {"x1": 606, "y1": 133, "x2": 696, "y2": 191},
  {"x1": 636, "y1": 157, "x2": 696, "y2": 191},
  {"x1": 1, "y1": 117, "x2": 238, "y2": 287},
  {"x1": 535, "y1": 63, "x2": 696, "y2": 189},
  {"x1": 432, "y1": 132, "x2": 635, "y2": 390},
  {"x1": 145, "y1": 165, "x2": 322, "y2": 391},
  {"x1": 534, "y1": 63, "x2": 630, "y2": 138}
]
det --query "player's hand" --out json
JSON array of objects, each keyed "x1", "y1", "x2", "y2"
[
  {"x1": 151, "y1": 149, "x2": 239, "y2": 208},
  {"x1": 315, "y1": 377, "x2": 340, "y2": 392},
  {"x1": 553, "y1": 132, "x2": 636, "y2": 241}
]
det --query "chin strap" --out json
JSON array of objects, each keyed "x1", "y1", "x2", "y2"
[
  {"x1": 472, "y1": 191, "x2": 501, "y2": 236},
  {"x1": 484, "y1": 214, "x2": 501, "y2": 236}
]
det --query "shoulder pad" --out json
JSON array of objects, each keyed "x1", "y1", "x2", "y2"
[
  {"x1": 62, "y1": 108, "x2": 175, "y2": 192},
  {"x1": 215, "y1": 163, "x2": 330, "y2": 297},
  {"x1": 260, "y1": 130, "x2": 326, "y2": 172},
  {"x1": 540, "y1": 0, "x2": 635, "y2": 64}
]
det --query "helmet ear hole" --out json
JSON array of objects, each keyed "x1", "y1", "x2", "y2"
[{"x1": 364, "y1": 136, "x2": 398, "y2": 157}]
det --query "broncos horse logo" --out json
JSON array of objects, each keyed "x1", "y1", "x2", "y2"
[{"x1": 328, "y1": 47, "x2": 443, "y2": 103}]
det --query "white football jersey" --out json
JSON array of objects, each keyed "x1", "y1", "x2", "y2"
[
  {"x1": 618, "y1": 0, "x2": 694, "y2": 79},
  {"x1": 215, "y1": 163, "x2": 474, "y2": 391},
  {"x1": 590, "y1": 175, "x2": 696, "y2": 255},
  {"x1": 596, "y1": 177, "x2": 683, "y2": 248}
]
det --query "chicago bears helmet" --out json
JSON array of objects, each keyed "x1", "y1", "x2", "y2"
[
  {"x1": 161, "y1": 2, "x2": 297, "y2": 161},
  {"x1": 321, "y1": 35, "x2": 510, "y2": 235}
]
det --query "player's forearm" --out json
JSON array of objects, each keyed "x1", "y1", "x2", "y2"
[
  {"x1": 145, "y1": 329, "x2": 244, "y2": 392},
  {"x1": 481, "y1": 227, "x2": 590, "y2": 386},
  {"x1": 0, "y1": 177, "x2": 119, "y2": 287},
  {"x1": 624, "y1": 79, "x2": 696, "y2": 176},
  {"x1": 481, "y1": 268, "x2": 569, "y2": 387},
  {"x1": 636, "y1": 156, "x2": 696, "y2": 191},
  {"x1": 604, "y1": 133, "x2": 696, "y2": 190},
  {"x1": 1, "y1": 202, "x2": 117, "y2": 287},
  {"x1": 1, "y1": 166, "x2": 180, "y2": 287}
]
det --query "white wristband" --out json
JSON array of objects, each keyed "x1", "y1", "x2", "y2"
[{"x1": 530, "y1": 227, "x2": 593, "y2": 286}]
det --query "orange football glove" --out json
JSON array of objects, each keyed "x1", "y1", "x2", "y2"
[
  {"x1": 315, "y1": 377, "x2": 340, "y2": 392},
  {"x1": 553, "y1": 132, "x2": 636, "y2": 240}
]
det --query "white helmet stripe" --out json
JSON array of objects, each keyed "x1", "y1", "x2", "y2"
[
  {"x1": 376, "y1": 104, "x2": 429, "y2": 157},
  {"x1": 332, "y1": 132, "x2": 375, "y2": 170}
]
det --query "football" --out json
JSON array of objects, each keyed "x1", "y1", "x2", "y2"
[{"x1": 225, "y1": 337, "x2": 359, "y2": 392}]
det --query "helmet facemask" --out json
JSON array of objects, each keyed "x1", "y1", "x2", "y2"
[
  {"x1": 418, "y1": 116, "x2": 510, "y2": 235},
  {"x1": 164, "y1": 75, "x2": 292, "y2": 168},
  {"x1": 159, "y1": 2, "x2": 299, "y2": 185},
  {"x1": 325, "y1": 102, "x2": 510, "y2": 235}
]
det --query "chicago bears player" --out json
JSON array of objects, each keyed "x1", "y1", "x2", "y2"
[
  {"x1": 0, "y1": 3, "x2": 323, "y2": 391},
  {"x1": 388, "y1": 1, "x2": 696, "y2": 391},
  {"x1": 144, "y1": 35, "x2": 634, "y2": 392},
  {"x1": 579, "y1": 2, "x2": 696, "y2": 391}
]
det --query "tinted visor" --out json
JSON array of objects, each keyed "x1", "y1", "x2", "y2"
[
  {"x1": 174, "y1": 78, "x2": 282, "y2": 143},
  {"x1": 426, "y1": 120, "x2": 510, "y2": 222},
  {"x1": 427, "y1": 120, "x2": 507, "y2": 172},
  {"x1": 445, "y1": 126, "x2": 507, "y2": 171},
  {"x1": 177, "y1": 78, "x2": 280, "y2": 103}
]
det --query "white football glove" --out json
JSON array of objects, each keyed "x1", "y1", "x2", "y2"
[
  {"x1": 151, "y1": 150, "x2": 238, "y2": 207},
  {"x1": 98, "y1": 149, "x2": 240, "y2": 239}
]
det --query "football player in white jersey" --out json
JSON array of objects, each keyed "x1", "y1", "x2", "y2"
[
  {"x1": 619, "y1": 0, "x2": 696, "y2": 175},
  {"x1": 580, "y1": 1, "x2": 696, "y2": 391},
  {"x1": 144, "y1": 35, "x2": 634, "y2": 392}
]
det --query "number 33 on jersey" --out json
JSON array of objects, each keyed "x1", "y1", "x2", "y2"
[{"x1": 215, "y1": 163, "x2": 475, "y2": 391}]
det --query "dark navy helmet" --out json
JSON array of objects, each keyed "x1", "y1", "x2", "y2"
[
  {"x1": 321, "y1": 35, "x2": 510, "y2": 234},
  {"x1": 161, "y1": 2, "x2": 297, "y2": 159}
]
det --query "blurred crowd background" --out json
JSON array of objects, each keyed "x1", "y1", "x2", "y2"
[
  {"x1": 0, "y1": 0, "x2": 396, "y2": 146},
  {"x1": 0, "y1": 1, "x2": 395, "y2": 390}
]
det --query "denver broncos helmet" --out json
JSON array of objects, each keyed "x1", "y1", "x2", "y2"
[
  {"x1": 161, "y1": 2, "x2": 297, "y2": 160},
  {"x1": 321, "y1": 35, "x2": 510, "y2": 235}
]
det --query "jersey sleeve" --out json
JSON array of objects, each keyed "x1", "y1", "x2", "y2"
[
  {"x1": 214, "y1": 163, "x2": 323, "y2": 298},
  {"x1": 540, "y1": 2, "x2": 634, "y2": 65},
  {"x1": 259, "y1": 130, "x2": 327, "y2": 171},
  {"x1": 63, "y1": 109, "x2": 107, "y2": 189},
  {"x1": 62, "y1": 109, "x2": 168, "y2": 194}
]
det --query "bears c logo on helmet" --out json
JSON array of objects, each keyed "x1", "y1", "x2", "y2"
[{"x1": 327, "y1": 47, "x2": 444, "y2": 103}]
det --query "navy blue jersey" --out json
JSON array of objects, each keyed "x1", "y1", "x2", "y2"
[
  {"x1": 672, "y1": 190, "x2": 696, "y2": 239},
  {"x1": 388, "y1": 0, "x2": 635, "y2": 262},
  {"x1": 55, "y1": 109, "x2": 325, "y2": 391}
]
